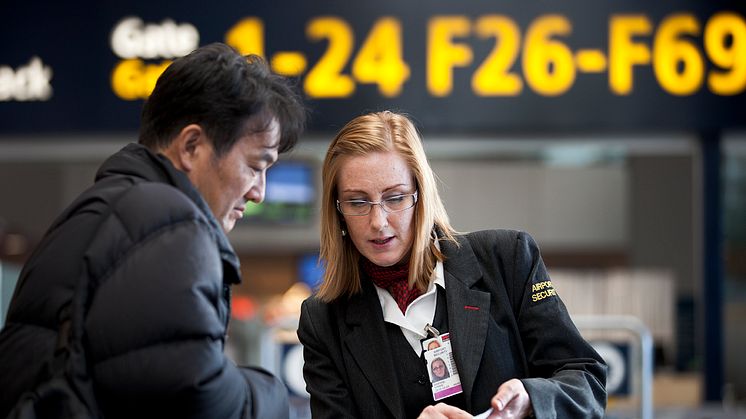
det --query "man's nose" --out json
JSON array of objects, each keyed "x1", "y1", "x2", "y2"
[{"x1": 245, "y1": 172, "x2": 266, "y2": 204}]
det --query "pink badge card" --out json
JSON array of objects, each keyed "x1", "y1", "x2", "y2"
[{"x1": 423, "y1": 332, "x2": 463, "y2": 401}]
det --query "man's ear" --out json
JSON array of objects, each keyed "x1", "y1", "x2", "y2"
[{"x1": 166, "y1": 124, "x2": 205, "y2": 172}]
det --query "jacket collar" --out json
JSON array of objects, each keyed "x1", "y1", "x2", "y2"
[
  {"x1": 343, "y1": 278, "x2": 404, "y2": 418},
  {"x1": 439, "y1": 235, "x2": 482, "y2": 287},
  {"x1": 441, "y1": 234, "x2": 491, "y2": 411},
  {"x1": 96, "y1": 143, "x2": 241, "y2": 284}
]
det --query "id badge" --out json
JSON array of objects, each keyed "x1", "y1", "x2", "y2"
[{"x1": 422, "y1": 333, "x2": 463, "y2": 401}]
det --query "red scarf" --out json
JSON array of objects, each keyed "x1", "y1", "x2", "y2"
[{"x1": 361, "y1": 258, "x2": 421, "y2": 314}]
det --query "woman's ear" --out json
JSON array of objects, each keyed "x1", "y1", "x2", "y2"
[{"x1": 339, "y1": 219, "x2": 348, "y2": 237}]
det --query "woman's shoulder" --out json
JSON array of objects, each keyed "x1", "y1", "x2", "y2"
[
  {"x1": 457, "y1": 229, "x2": 542, "y2": 263},
  {"x1": 301, "y1": 293, "x2": 343, "y2": 317},
  {"x1": 301, "y1": 294, "x2": 325, "y2": 309},
  {"x1": 298, "y1": 294, "x2": 348, "y2": 341},
  {"x1": 462, "y1": 229, "x2": 535, "y2": 245}
]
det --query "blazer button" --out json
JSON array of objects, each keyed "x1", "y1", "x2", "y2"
[{"x1": 417, "y1": 375, "x2": 428, "y2": 385}]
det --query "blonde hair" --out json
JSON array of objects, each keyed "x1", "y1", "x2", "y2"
[{"x1": 316, "y1": 111, "x2": 457, "y2": 302}]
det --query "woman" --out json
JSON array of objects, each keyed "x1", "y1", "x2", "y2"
[
  {"x1": 430, "y1": 358, "x2": 450, "y2": 383},
  {"x1": 297, "y1": 111, "x2": 607, "y2": 418}
]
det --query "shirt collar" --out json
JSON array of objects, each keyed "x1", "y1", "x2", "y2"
[{"x1": 374, "y1": 258, "x2": 445, "y2": 336}]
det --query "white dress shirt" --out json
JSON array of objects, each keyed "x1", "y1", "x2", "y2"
[{"x1": 374, "y1": 259, "x2": 445, "y2": 355}]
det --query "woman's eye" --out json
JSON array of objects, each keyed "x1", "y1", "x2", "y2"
[{"x1": 349, "y1": 200, "x2": 368, "y2": 207}]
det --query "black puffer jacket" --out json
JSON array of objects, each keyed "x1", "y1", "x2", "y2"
[{"x1": 0, "y1": 143, "x2": 288, "y2": 418}]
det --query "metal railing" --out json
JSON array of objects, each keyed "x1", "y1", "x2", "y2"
[{"x1": 573, "y1": 314, "x2": 654, "y2": 419}]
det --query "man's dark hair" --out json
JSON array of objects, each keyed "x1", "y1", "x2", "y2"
[{"x1": 139, "y1": 43, "x2": 305, "y2": 156}]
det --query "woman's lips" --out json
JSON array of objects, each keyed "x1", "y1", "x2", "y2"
[{"x1": 370, "y1": 237, "x2": 394, "y2": 246}]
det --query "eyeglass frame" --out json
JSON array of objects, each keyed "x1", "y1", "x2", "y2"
[{"x1": 336, "y1": 191, "x2": 418, "y2": 216}]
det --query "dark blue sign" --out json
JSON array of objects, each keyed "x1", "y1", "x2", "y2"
[{"x1": 1, "y1": 0, "x2": 745, "y2": 136}]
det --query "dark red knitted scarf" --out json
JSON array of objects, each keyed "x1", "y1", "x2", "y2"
[{"x1": 361, "y1": 258, "x2": 421, "y2": 313}]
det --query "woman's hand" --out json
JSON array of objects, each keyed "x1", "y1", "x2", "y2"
[
  {"x1": 487, "y1": 379, "x2": 533, "y2": 419},
  {"x1": 418, "y1": 402, "x2": 473, "y2": 419}
]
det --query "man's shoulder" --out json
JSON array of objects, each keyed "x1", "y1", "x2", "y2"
[
  {"x1": 80, "y1": 179, "x2": 218, "y2": 280},
  {"x1": 110, "y1": 180, "x2": 211, "y2": 233},
  {"x1": 67, "y1": 175, "x2": 213, "y2": 245},
  {"x1": 118, "y1": 181, "x2": 201, "y2": 214}
]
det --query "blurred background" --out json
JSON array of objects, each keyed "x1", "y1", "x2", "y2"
[{"x1": 1, "y1": 1, "x2": 745, "y2": 418}]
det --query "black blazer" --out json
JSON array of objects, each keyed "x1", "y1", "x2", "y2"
[{"x1": 298, "y1": 230, "x2": 607, "y2": 418}]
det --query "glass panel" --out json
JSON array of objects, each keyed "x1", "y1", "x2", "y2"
[{"x1": 723, "y1": 134, "x2": 746, "y2": 403}]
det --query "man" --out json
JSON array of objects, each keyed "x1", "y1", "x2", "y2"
[{"x1": 0, "y1": 43, "x2": 305, "y2": 418}]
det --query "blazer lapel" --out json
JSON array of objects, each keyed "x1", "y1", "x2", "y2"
[
  {"x1": 342, "y1": 279, "x2": 403, "y2": 418},
  {"x1": 441, "y1": 236, "x2": 491, "y2": 407}
]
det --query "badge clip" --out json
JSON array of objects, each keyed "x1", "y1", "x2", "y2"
[{"x1": 424, "y1": 323, "x2": 440, "y2": 338}]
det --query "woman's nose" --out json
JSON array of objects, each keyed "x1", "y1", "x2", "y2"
[{"x1": 368, "y1": 203, "x2": 389, "y2": 230}]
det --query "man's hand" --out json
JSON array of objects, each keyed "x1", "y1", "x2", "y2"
[
  {"x1": 418, "y1": 402, "x2": 473, "y2": 419},
  {"x1": 487, "y1": 379, "x2": 533, "y2": 419}
]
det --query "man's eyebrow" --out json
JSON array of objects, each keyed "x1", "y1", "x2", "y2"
[{"x1": 259, "y1": 149, "x2": 278, "y2": 163}]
